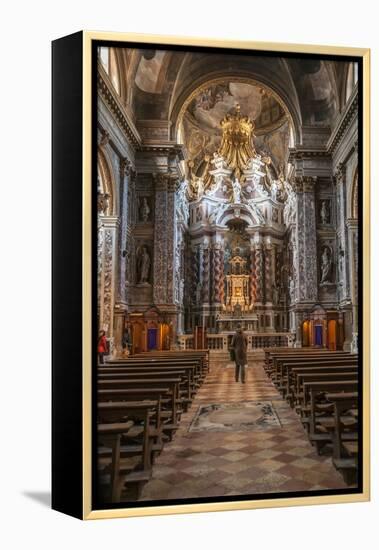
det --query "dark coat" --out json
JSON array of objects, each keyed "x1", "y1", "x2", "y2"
[{"x1": 231, "y1": 331, "x2": 248, "y2": 365}]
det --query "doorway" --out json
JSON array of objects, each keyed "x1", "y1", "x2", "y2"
[
  {"x1": 328, "y1": 319, "x2": 337, "y2": 350},
  {"x1": 314, "y1": 324, "x2": 323, "y2": 346}
]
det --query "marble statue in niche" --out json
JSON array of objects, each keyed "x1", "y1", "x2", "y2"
[
  {"x1": 232, "y1": 178, "x2": 242, "y2": 203},
  {"x1": 98, "y1": 192, "x2": 110, "y2": 215},
  {"x1": 319, "y1": 200, "x2": 330, "y2": 225},
  {"x1": 338, "y1": 246, "x2": 345, "y2": 282},
  {"x1": 136, "y1": 245, "x2": 151, "y2": 284},
  {"x1": 288, "y1": 276, "x2": 295, "y2": 302},
  {"x1": 271, "y1": 180, "x2": 279, "y2": 201},
  {"x1": 97, "y1": 177, "x2": 110, "y2": 215},
  {"x1": 272, "y1": 283, "x2": 279, "y2": 306},
  {"x1": 272, "y1": 207, "x2": 278, "y2": 223},
  {"x1": 320, "y1": 246, "x2": 333, "y2": 284},
  {"x1": 139, "y1": 197, "x2": 151, "y2": 222}
]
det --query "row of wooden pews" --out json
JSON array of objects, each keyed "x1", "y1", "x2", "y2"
[
  {"x1": 97, "y1": 350, "x2": 209, "y2": 503},
  {"x1": 264, "y1": 348, "x2": 359, "y2": 485}
]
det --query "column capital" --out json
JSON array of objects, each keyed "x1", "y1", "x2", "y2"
[
  {"x1": 292, "y1": 175, "x2": 317, "y2": 193},
  {"x1": 153, "y1": 172, "x2": 179, "y2": 192},
  {"x1": 120, "y1": 157, "x2": 132, "y2": 178},
  {"x1": 333, "y1": 162, "x2": 346, "y2": 184}
]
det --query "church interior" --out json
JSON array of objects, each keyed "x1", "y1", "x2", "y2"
[{"x1": 96, "y1": 45, "x2": 360, "y2": 505}]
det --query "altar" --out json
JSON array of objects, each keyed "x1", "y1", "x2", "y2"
[{"x1": 216, "y1": 313, "x2": 259, "y2": 333}]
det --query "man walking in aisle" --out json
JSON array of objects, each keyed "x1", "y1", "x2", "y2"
[{"x1": 231, "y1": 324, "x2": 248, "y2": 383}]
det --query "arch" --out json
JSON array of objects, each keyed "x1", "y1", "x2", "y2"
[
  {"x1": 109, "y1": 48, "x2": 121, "y2": 95},
  {"x1": 345, "y1": 62, "x2": 358, "y2": 105},
  {"x1": 213, "y1": 203, "x2": 264, "y2": 227},
  {"x1": 170, "y1": 73, "x2": 301, "y2": 146},
  {"x1": 350, "y1": 167, "x2": 358, "y2": 220},
  {"x1": 97, "y1": 147, "x2": 117, "y2": 216}
]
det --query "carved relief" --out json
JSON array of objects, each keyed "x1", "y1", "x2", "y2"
[{"x1": 102, "y1": 230, "x2": 114, "y2": 332}]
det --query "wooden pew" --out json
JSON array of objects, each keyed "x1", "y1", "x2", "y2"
[
  {"x1": 98, "y1": 370, "x2": 193, "y2": 408},
  {"x1": 264, "y1": 348, "x2": 335, "y2": 374},
  {"x1": 99, "y1": 363, "x2": 201, "y2": 394},
  {"x1": 97, "y1": 386, "x2": 180, "y2": 428},
  {"x1": 302, "y1": 380, "x2": 359, "y2": 453},
  {"x1": 105, "y1": 356, "x2": 206, "y2": 382},
  {"x1": 97, "y1": 401, "x2": 159, "y2": 502},
  {"x1": 264, "y1": 347, "x2": 331, "y2": 372},
  {"x1": 98, "y1": 378, "x2": 182, "y2": 440},
  {"x1": 109, "y1": 349, "x2": 209, "y2": 374},
  {"x1": 291, "y1": 365, "x2": 358, "y2": 406},
  {"x1": 326, "y1": 392, "x2": 359, "y2": 484},
  {"x1": 270, "y1": 352, "x2": 355, "y2": 384},
  {"x1": 280, "y1": 359, "x2": 358, "y2": 402}
]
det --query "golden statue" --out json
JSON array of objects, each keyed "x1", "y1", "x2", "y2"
[{"x1": 218, "y1": 104, "x2": 256, "y2": 178}]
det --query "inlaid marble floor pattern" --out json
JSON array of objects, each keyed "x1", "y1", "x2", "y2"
[{"x1": 139, "y1": 359, "x2": 349, "y2": 501}]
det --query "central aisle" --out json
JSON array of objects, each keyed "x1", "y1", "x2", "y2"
[{"x1": 140, "y1": 359, "x2": 347, "y2": 501}]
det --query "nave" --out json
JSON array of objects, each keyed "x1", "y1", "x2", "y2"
[
  {"x1": 97, "y1": 349, "x2": 358, "y2": 505},
  {"x1": 139, "y1": 358, "x2": 348, "y2": 501}
]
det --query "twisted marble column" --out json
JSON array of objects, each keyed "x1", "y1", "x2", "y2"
[
  {"x1": 265, "y1": 244, "x2": 272, "y2": 303},
  {"x1": 255, "y1": 244, "x2": 263, "y2": 303},
  {"x1": 219, "y1": 248, "x2": 225, "y2": 305},
  {"x1": 212, "y1": 246, "x2": 223, "y2": 303},
  {"x1": 250, "y1": 247, "x2": 256, "y2": 304},
  {"x1": 191, "y1": 247, "x2": 199, "y2": 305},
  {"x1": 202, "y1": 246, "x2": 210, "y2": 303}
]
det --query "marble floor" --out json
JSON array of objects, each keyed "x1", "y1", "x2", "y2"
[{"x1": 138, "y1": 359, "x2": 349, "y2": 501}]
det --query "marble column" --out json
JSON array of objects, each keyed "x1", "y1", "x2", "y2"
[
  {"x1": 335, "y1": 164, "x2": 350, "y2": 301},
  {"x1": 293, "y1": 176, "x2": 318, "y2": 303},
  {"x1": 347, "y1": 218, "x2": 359, "y2": 351},
  {"x1": 97, "y1": 215, "x2": 119, "y2": 356},
  {"x1": 153, "y1": 174, "x2": 176, "y2": 305},
  {"x1": 116, "y1": 158, "x2": 131, "y2": 305}
]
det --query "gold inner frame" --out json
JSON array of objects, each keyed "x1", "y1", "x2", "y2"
[{"x1": 82, "y1": 31, "x2": 371, "y2": 520}]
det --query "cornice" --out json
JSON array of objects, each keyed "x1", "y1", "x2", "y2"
[
  {"x1": 326, "y1": 88, "x2": 359, "y2": 155},
  {"x1": 139, "y1": 141, "x2": 185, "y2": 159},
  {"x1": 288, "y1": 147, "x2": 330, "y2": 161},
  {"x1": 98, "y1": 67, "x2": 141, "y2": 149}
]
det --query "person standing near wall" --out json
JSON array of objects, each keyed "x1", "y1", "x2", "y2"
[
  {"x1": 97, "y1": 330, "x2": 108, "y2": 365},
  {"x1": 231, "y1": 325, "x2": 248, "y2": 383}
]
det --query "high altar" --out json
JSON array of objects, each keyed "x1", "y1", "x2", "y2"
[{"x1": 174, "y1": 104, "x2": 290, "y2": 336}]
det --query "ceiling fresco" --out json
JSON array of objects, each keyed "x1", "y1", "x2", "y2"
[{"x1": 181, "y1": 81, "x2": 289, "y2": 175}]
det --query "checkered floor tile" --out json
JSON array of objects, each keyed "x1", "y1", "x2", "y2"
[{"x1": 136, "y1": 360, "x2": 352, "y2": 501}]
